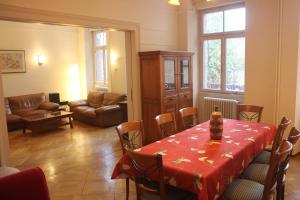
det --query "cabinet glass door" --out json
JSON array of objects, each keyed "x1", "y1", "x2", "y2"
[
  {"x1": 180, "y1": 58, "x2": 190, "y2": 88},
  {"x1": 164, "y1": 59, "x2": 176, "y2": 91}
]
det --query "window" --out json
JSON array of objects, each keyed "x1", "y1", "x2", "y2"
[
  {"x1": 201, "y1": 5, "x2": 245, "y2": 93},
  {"x1": 94, "y1": 31, "x2": 109, "y2": 88}
]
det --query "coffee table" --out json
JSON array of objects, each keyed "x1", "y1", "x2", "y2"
[{"x1": 22, "y1": 111, "x2": 73, "y2": 134}]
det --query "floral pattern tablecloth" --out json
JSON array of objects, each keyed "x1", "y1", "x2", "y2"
[{"x1": 111, "y1": 119, "x2": 276, "y2": 200}]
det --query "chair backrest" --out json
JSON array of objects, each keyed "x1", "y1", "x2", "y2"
[
  {"x1": 116, "y1": 121, "x2": 145, "y2": 154},
  {"x1": 277, "y1": 127, "x2": 300, "y2": 185},
  {"x1": 0, "y1": 167, "x2": 50, "y2": 200},
  {"x1": 126, "y1": 149, "x2": 165, "y2": 200},
  {"x1": 287, "y1": 127, "x2": 300, "y2": 146},
  {"x1": 155, "y1": 113, "x2": 177, "y2": 139},
  {"x1": 236, "y1": 104, "x2": 264, "y2": 122},
  {"x1": 270, "y1": 117, "x2": 291, "y2": 159},
  {"x1": 179, "y1": 107, "x2": 199, "y2": 130},
  {"x1": 263, "y1": 140, "x2": 293, "y2": 200}
]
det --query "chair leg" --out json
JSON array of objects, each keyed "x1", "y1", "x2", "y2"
[
  {"x1": 126, "y1": 178, "x2": 129, "y2": 200},
  {"x1": 281, "y1": 184, "x2": 285, "y2": 200},
  {"x1": 276, "y1": 183, "x2": 285, "y2": 200}
]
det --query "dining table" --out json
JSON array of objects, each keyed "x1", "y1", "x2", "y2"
[{"x1": 111, "y1": 119, "x2": 276, "y2": 200}]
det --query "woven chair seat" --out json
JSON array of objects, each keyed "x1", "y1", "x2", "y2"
[
  {"x1": 241, "y1": 163, "x2": 269, "y2": 185},
  {"x1": 253, "y1": 150, "x2": 271, "y2": 164},
  {"x1": 223, "y1": 179, "x2": 264, "y2": 200}
]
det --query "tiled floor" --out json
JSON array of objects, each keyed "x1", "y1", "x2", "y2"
[{"x1": 8, "y1": 121, "x2": 300, "y2": 200}]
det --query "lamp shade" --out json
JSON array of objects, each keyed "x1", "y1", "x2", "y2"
[{"x1": 168, "y1": 0, "x2": 180, "y2": 6}]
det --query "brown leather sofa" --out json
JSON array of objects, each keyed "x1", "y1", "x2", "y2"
[
  {"x1": 69, "y1": 91, "x2": 126, "y2": 127},
  {"x1": 5, "y1": 93, "x2": 59, "y2": 131}
]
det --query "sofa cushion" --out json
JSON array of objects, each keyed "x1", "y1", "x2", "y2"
[
  {"x1": 87, "y1": 92, "x2": 104, "y2": 108},
  {"x1": 8, "y1": 93, "x2": 46, "y2": 113},
  {"x1": 6, "y1": 114, "x2": 23, "y2": 123},
  {"x1": 39, "y1": 102, "x2": 59, "y2": 111},
  {"x1": 15, "y1": 109, "x2": 49, "y2": 117},
  {"x1": 73, "y1": 106, "x2": 96, "y2": 118},
  {"x1": 102, "y1": 93, "x2": 125, "y2": 106},
  {"x1": 4, "y1": 98, "x2": 12, "y2": 115},
  {"x1": 68, "y1": 100, "x2": 88, "y2": 108},
  {"x1": 95, "y1": 105, "x2": 120, "y2": 114}
]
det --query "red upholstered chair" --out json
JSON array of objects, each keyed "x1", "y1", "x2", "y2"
[{"x1": 0, "y1": 167, "x2": 50, "y2": 200}]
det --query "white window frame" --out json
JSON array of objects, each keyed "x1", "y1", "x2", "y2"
[
  {"x1": 93, "y1": 31, "x2": 110, "y2": 90},
  {"x1": 199, "y1": 3, "x2": 245, "y2": 94}
]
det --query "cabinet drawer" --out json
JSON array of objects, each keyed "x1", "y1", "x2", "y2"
[
  {"x1": 179, "y1": 93, "x2": 193, "y2": 108},
  {"x1": 163, "y1": 96, "x2": 177, "y2": 112}
]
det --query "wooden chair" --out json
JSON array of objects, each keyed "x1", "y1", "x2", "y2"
[
  {"x1": 126, "y1": 149, "x2": 197, "y2": 200},
  {"x1": 116, "y1": 121, "x2": 145, "y2": 200},
  {"x1": 253, "y1": 116, "x2": 291, "y2": 164},
  {"x1": 179, "y1": 107, "x2": 199, "y2": 130},
  {"x1": 241, "y1": 125, "x2": 297, "y2": 187},
  {"x1": 276, "y1": 127, "x2": 300, "y2": 200},
  {"x1": 222, "y1": 140, "x2": 293, "y2": 200},
  {"x1": 155, "y1": 113, "x2": 177, "y2": 139},
  {"x1": 236, "y1": 104, "x2": 264, "y2": 122}
]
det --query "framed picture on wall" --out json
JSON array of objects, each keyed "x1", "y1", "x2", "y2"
[{"x1": 0, "y1": 50, "x2": 26, "y2": 73}]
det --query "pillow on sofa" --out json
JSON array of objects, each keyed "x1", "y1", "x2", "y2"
[
  {"x1": 4, "y1": 98, "x2": 12, "y2": 115},
  {"x1": 87, "y1": 91, "x2": 104, "y2": 108},
  {"x1": 102, "y1": 93, "x2": 126, "y2": 106}
]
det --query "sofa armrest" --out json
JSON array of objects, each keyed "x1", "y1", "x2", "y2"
[
  {"x1": 39, "y1": 102, "x2": 59, "y2": 111},
  {"x1": 68, "y1": 100, "x2": 88, "y2": 108},
  {"x1": 95, "y1": 105, "x2": 120, "y2": 115}
]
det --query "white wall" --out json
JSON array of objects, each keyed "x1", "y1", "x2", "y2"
[
  {"x1": 0, "y1": 21, "x2": 81, "y2": 100},
  {"x1": 78, "y1": 29, "x2": 93, "y2": 97},
  {"x1": 109, "y1": 31, "x2": 127, "y2": 95},
  {"x1": 244, "y1": 1, "x2": 279, "y2": 124},
  {"x1": 0, "y1": 0, "x2": 179, "y2": 52},
  {"x1": 0, "y1": 21, "x2": 129, "y2": 101}
]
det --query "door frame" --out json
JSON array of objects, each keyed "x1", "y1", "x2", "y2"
[{"x1": 0, "y1": 3, "x2": 141, "y2": 165}]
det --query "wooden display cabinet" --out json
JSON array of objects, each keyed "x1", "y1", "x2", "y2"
[{"x1": 139, "y1": 51, "x2": 194, "y2": 144}]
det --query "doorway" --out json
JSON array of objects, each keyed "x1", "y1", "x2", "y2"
[{"x1": 0, "y1": 6, "x2": 141, "y2": 165}]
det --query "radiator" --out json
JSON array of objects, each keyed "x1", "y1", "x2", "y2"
[{"x1": 203, "y1": 97, "x2": 239, "y2": 120}]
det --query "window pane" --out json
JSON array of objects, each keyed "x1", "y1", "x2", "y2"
[
  {"x1": 104, "y1": 49, "x2": 108, "y2": 82},
  {"x1": 203, "y1": 39, "x2": 221, "y2": 90},
  {"x1": 95, "y1": 32, "x2": 107, "y2": 46},
  {"x1": 95, "y1": 49, "x2": 104, "y2": 82},
  {"x1": 203, "y1": 11, "x2": 223, "y2": 34},
  {"x1": 180, "y1": 59, "x2": 190, "y2": 88},
  {"x1": 225, "y1": 37, "x2": 245, "y2": 92},
  {"x1": 224, "y1": 8, "x2": 246, "y2": 32},
  {"x1": 164, "y1": 59, "x2": 176, "y2": 91}
]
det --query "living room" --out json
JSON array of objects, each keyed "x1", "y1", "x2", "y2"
[
  {"x1": 0, "y1": 0, "x2": 300, "y2": 200},
  {"x1": 1, "y1": 19, "x2": 129, "y2": 130}
]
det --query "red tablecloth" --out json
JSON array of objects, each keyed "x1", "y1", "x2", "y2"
[{"x1": 111, "y1": 119, "x2": 276, "y2": 200}]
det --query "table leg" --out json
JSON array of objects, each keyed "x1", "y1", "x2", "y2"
[
  {"x1": 23, "y1": 123, "x2": 26, "y2": 134},
  {"x1": 69, "y1": 117, "x2": 73, "y2": 128}
]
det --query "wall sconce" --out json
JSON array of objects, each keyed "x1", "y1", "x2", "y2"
[
  {"x1": 110, "y1": 51, "x2": 119, "y2": 65},
  {"x1": 168, "y1": 0, "x2": 180, "y2": 6},
  {"x1": 37, "y1": 54, "x2": 45, "y2": 66}
]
